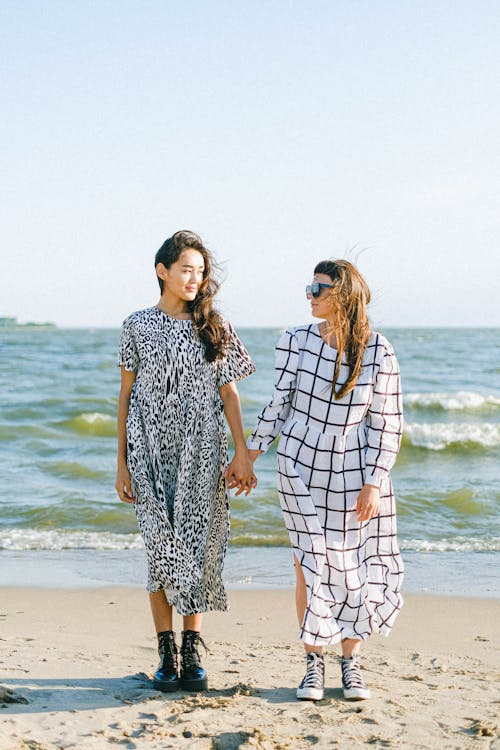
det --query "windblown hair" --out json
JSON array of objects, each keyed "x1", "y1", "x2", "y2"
[
  {"x1": 155, "y1": 231, "x2": 229, "y2": 362},
  {"x1": 314, "y1": 259, "x2": 371, "y2": 400}
]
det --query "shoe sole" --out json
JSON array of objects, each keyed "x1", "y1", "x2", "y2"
[
  {"x1": 152, "y1": 679, "x2": 180, "y2": 692},
  {"x1": 181, "y1": 677, "x2": 208, "y2": 692},
  {"x1": 296, "y1": 687, "x2": 324, "y2": 701},
  {"x1": 343, "y1": 687, "x2": 370, "y2": 700}
]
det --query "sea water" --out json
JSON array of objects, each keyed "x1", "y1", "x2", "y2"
[{"x1": 0, "y1": 325, "x2": 498, "y2": 594}]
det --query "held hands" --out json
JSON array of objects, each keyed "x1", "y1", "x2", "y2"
[
  {"x1": 224, "y1": 449, "x2": 258, "y2": 496},
  {"x1": 356, "y1": 484, "x2": 381, "y2": 522},
  {"x1": 115, "y1": 463, "x2": 135, "y2": 504}
]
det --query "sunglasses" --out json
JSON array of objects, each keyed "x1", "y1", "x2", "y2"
[{"x1": 306, "y1": 282, "x2": 334, "y2": 298}]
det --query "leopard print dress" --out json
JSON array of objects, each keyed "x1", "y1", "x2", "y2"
[{"x1": 118, "y1": 306, "x2": 255, "y2": 614}]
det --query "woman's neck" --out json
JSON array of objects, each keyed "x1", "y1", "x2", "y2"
[
  {"x1": 156, "y1": 294, "x2": 192, "y2": 320},
  {"x1": 318, "y1": 319, "x2": 338, "y2": 348}
]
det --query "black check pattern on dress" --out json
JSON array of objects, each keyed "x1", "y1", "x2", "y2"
[
  {"x1": 248, "y1": 324, "x2": 404, "y2": 646},
  {"x1": 119, "y1": 307, "x2": 255, "y2": 615}
]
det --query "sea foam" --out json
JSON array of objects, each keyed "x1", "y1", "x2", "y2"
[
  {"x1": 405, "y1": 391, "x2": 500, "y2": 411},
  {"x1": 0, "y1": 528, "x2": 143, "y2": 551},
  {"x1": 404, "y1": 422, "x2": 500, "y2": 450},
  {"x1": 400, "y1": 537, "x2": 500, "y2": 553},
  {"x1": 63, "y1": 412, "x2": 116, "y2": 437},
  {"x1": 2, "y1": 528, "x2": 500, "y2": 553}
]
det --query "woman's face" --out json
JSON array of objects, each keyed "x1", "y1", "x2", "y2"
[
  {"x1": 308, "y1": 272, "x2": 336, "y2": 320},
  {"x1": 157, "y1": 248, "x2": 205, "y2": 301}
]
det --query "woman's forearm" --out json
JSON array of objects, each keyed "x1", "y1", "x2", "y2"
[
  {"x1": 117, "y1": 369, "x2": 136, "y2": 465},
  {"x1": 219, "y1": 383, "x2": 246, "y2": 452},
  {"x1": 247, "y1": 448, "x2": 262, "y2": 462},
  {"x1": 117, "y1": 392, "x2": 130, "y2": 465}
]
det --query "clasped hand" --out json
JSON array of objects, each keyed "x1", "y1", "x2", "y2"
[{"x1": 224, "y1": 450, "x2": 257, "y2": 496}]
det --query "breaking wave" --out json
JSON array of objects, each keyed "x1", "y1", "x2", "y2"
[
  {"x1": 405, "y1": 391, "x2": 500, "y2": 412},
  {"x1": 403, "y1": 422, "x2": 500, "y2": 451}
]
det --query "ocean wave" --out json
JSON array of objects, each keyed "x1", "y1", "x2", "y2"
[
  {"x1": 62, "y1": 412, "x2": 116, "y2": 437},
  {"x1": 5, "y1": 502, "x2": 138, "y2": 533},
  {"x1": 2, "y1": 528, "x2": 499, "y2": 553},
  {"x1": 0, "y1": 529, "x2": 143, "y2": 551},
  {"x1": 40, "y1": 460, "x2": 109, "y2": 481},
  {"x1": 398, "y1": 486, "x2": 499, "y2": 516},
  {"x1": 3, "y1": 406, "x2": 45, "y2": 421},
  {"x1": 0, "y1": 423, "x2": 57, "y2": 441},
  {"x1": 405, "y1": 391, "x2": 500, "y2": 412},
  {"x1": 230, "y1": 531, "x2": 289, "y2": 546},
  {"x1": 403, "y1": 422, "x2": 500, "y2": 451},
  {"x1": 400, "y1": 537, "x2": 500, "y2": 553}
]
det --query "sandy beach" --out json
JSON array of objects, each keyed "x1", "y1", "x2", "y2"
[{"x1": 0, "y1": 588, "x2": 498, "y2": 749}]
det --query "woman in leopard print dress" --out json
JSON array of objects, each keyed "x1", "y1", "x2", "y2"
[{"x1": 116, "y1": 231, "x2": 255, "y2": 693}]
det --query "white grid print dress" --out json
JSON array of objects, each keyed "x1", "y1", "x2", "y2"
[{"x1": 248, "y1": 324, "x2": 404, "y2": 646}]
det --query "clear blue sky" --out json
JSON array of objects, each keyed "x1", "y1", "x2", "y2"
[{"x1": 1, "y1": 1, "x2": 499, "y2": 328}]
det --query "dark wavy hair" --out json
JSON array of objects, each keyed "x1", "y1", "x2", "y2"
[
  {"x1": 155, "y1": 230, "x2": 229, "y2": 362},
  {"x1": 314, "y1": 259, "x2": 372, "y2": 400}
]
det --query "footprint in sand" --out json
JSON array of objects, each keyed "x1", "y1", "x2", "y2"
[
  {"x1": 366, "y1": 738, "x2": 394, "y2": 747},
  {"x1": 463, "y1": 718, "x2": 497, "y2": 737},
  {"x1": 430, "y1": 657, "x2": 448, "y2": 673},
  {"x1": 213, "y1": 727, "x2": 309, "y2": 749}
]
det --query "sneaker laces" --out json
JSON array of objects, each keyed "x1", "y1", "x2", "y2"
[
  {"x1": 341, "y1": 654, "x2": 366, "y2": 690},
  {"x1": 299, "y1": 652, "x2": 324, "y2": 689}
]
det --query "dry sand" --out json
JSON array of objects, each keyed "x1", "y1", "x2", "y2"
[{"x1": 0, "y1": 587, "x2": 498, "y2": 749}]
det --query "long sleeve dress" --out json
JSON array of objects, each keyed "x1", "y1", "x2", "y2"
[
  {"x1": 118, "y1": 306, "x2": 255, "y2": 615},
  {"x1": 247, "y1": 323, "x2": 404, "y2": 646}
]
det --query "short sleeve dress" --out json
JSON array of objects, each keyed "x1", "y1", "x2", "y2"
[
  {"x1": 247, "y1": 324, "x2": 404, "y2": 646},
  {"x1": 118, "y1": 306, "x2": 255, "y2": 615}
]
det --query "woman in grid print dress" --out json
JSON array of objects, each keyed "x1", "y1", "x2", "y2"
[
  {"x1": 247, "y1": 260, "x2": 403, "y2": 702},
  {"x1": 116, "y1": 231, "x2": 255, "y2": 693}
]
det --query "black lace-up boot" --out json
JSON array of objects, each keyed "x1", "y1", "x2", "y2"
[
  {"x1": 153, "y1": 630, "x2": 180, "y2": 692},
  {"x1": 180, "y1": 630, "x2": 208, "y2": 691}
]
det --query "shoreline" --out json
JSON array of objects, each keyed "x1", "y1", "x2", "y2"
[
  {"x1": 1, "y1": 587, "x2": 499, "y2": 749},
  {"x1": 0, "y1": 547, "x2": 498, "y2": 598}
]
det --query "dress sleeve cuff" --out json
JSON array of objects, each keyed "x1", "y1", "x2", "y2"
[
  {"x1": 364, "y1": 466, "x2": 389, "y2": 488},
  {"x1": 246, "y1": 437, "x2": 273, "y2": 453}
]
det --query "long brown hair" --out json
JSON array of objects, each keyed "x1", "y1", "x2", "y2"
[
  {"x1": 314, "y1": 259, "x2": 371, "y2": 400},
  {"x1": 155, "y1": 231, "x2": 229, "y2": 362}
]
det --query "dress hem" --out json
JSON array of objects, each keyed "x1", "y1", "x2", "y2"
[{"x1": 146, "y1": 584, "x2": 229, "y2": 616}]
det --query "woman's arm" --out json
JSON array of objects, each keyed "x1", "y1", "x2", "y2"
[
  {"x1": 364, "y1": 342, "x2": 403, "y2": 486},
  {"x1": 357, "y1": 340, "x2": 403, "y2": 521},
  {"x1": 247, "y1": 329, "x2": 299, "y2": 453},
  {"x1": 247, "y1": 449, "x2": 262, "y2": 463},
  {"x1": 219, "y1": 381, "x2": 256, "y2": 496},
  {"x1": 115, "y1": 368, "x2": 136, "y2": 503}
]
